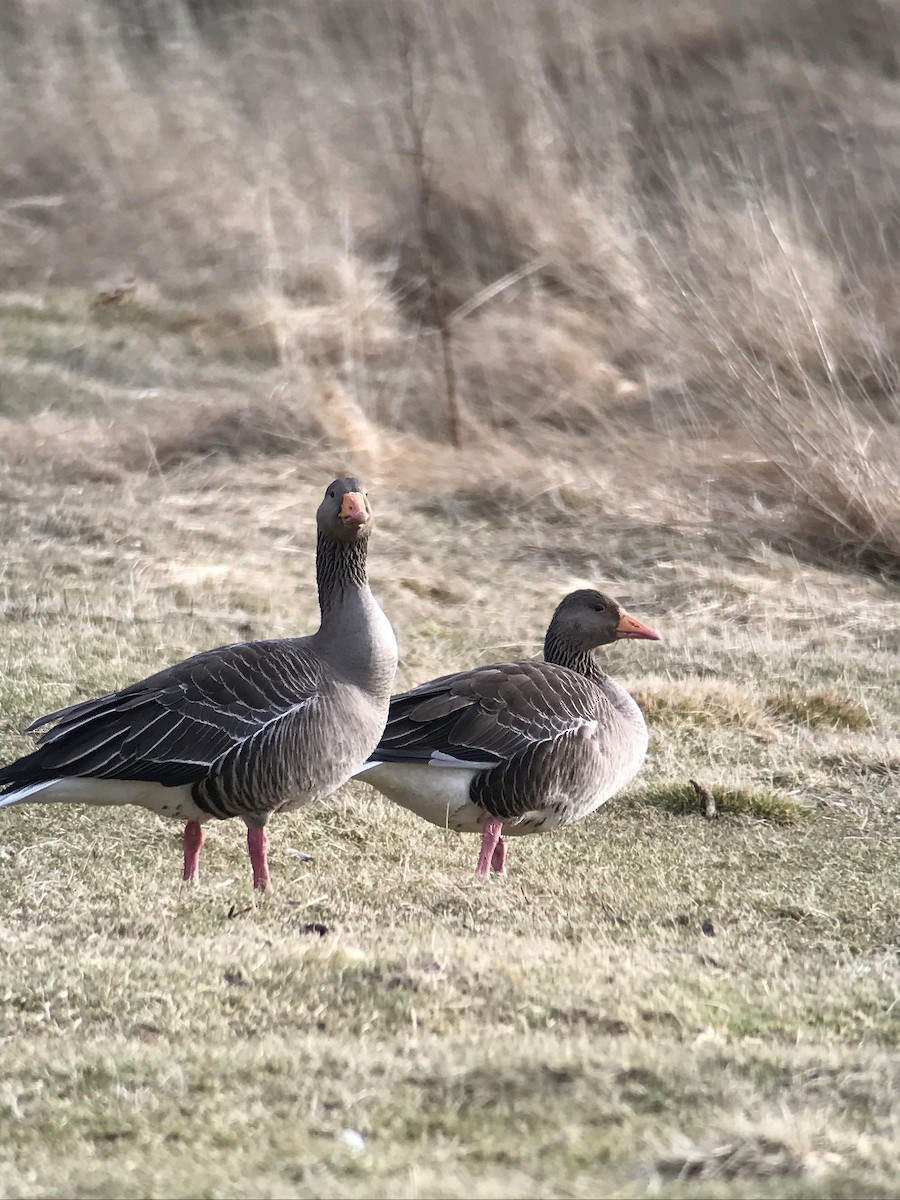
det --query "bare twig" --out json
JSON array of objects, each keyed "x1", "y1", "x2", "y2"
[
  {"x1": 2, "y1": 194, "x2": 66, "y2": 210},
  {"x1": 92, "y1": 277, "x2": 137, "y2": 308},
  {"x1": 396, "y1": 8, "x2": 462, "y2": 448},
  {"x1": 449, "y1": 257, "x2": 549, "y2": 324},
  {"x1": 690, "y1": 779, "x2": 717, "y2": 819}
]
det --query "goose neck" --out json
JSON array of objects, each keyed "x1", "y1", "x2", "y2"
[
  {"x1": 316, "y1": 532, "x2": 369, "y2": 614},
  {"x1": 314, "y1": 532, "x2": 396, "y2": 693},
  {"x1": 543, "y1": 630, "x2": 605, "y2": 682}
]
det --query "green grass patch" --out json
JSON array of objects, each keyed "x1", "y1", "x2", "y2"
[{"x1": 639, "y1": 781, "x2": 810, "y2": 823}]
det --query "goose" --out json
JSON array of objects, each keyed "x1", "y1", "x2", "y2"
[
  {"x1": 0, "y1": 478, "x2": 398, "y2": 891},
  {"x1": 355, "y1": 589, "x2": 659, "y2": 876}
]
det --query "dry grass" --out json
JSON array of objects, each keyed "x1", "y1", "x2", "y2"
[
  {"x1": 0, "y1": 456, "x2": 898, "y2": 1199},
  {"x1": 2, "y1": 0, "x2": 900, "y2": 573},
  {"x1": 632, "y1": 680, "x2": 872, "y2": 735},
  {"x1": 633, "y1": 680, "x2": 771, "y2": 731},
  {"x1": 1, "y1": 2, "x2": 900, "y2": 1197},
  {"x1": 766, "y1": 687, "x2": 873, "y2": 731}
]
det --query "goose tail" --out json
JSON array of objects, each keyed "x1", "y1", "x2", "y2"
[{"x1": 0, "y1": 778, "x2": 61, "y2": 808}]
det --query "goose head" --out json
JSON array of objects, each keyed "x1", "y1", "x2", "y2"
[
  {"x1": 317, "y1": 477, "x2": 373, "y2": 543},
  {"x1": 554, "y1": 589, "x2": 661, "y2": 650}
]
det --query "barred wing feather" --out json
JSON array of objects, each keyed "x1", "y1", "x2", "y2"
[
  {"x1": 374, "y1": 660, "x2": 604, "y2": 768},
  {"x1": 7, "y1": 639, "x2": 323, "y2": 789}
]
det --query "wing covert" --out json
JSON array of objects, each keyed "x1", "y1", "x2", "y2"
[
  {"x1": 24, "y1": 639, "x2": 325, "y2": 786},
  {"x1": 374, "y1": 660, "x2": 604, "y2": 767}
]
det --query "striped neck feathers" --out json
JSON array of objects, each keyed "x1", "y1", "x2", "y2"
[
  {"x1": 543, "y1": 628, "x2": 606, "y2": 683},
  {"x1": 316, "y1": 531, "x2": 369, "y2": 614}
]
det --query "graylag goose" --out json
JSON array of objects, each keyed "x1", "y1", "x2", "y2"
[
  {"x1": 0, "y1": 478, "x2": 397, "y2": 891},
  {"x1": 355, "y1": 590, "x2": 658, "y2": 876}
]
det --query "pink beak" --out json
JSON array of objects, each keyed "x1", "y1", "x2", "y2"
[
  {"x1": 614, "y1": 610, "x2": 661, "y2": 641},
  {"x1": 339, "y1": 491, "x2": 368, "y2": 528}
]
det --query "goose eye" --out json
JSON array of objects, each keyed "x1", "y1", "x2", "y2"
[
  {"x1": 593, "y1": 604, "x2": 605, "y2": 612},
  {"x1": 328, "y1": 490, "x2": 335, "y2": 499}
]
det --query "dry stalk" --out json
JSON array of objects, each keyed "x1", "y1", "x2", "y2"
[
  {"x1": 395, "y1": 8, "x2": 462, "y2": 448},
  {"x1": 690, "y1": 779, "x2": 718, "y2": 820}
]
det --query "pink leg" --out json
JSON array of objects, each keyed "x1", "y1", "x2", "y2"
[
  {"x1": 247, "y1": 825, "x2": 272, "y2": 892},
  {"x1": 475, "y1": 819, "x2": 503, "y2": 878},
  {"x1": 183, "y1": 821, "x2": 206, "y2": 883},
  {"x1": 490, "y1": 836, "x2": 507, "y2": 875}
]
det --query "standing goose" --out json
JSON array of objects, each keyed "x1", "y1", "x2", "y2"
[
  {"x1": 0, "y1": 478, "x2": 397, "y2": 891},
  {"x1": 355, "y1": 590, "x2": 659, "y2": 876}
]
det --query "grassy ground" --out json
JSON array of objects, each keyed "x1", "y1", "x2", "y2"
[
  {"x1": 3, "y1": 2, "x2": 900, "y2": 1195},
  {"x1": 0, "y1": 300, "x2": 899, "y2": 1200}
]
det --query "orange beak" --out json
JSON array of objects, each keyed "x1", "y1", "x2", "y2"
[
  {"x1": 339, "y1": 491, "x2": 369, "y2": 528},
  {"x1": 614, "y1": 610, "x2": 661, "y2": 641}
]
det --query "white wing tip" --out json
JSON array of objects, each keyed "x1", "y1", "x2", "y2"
[
  {"x1": 354, "y1": 755, "x2": 495, "y2": 774},
  {"x1": 352, "y1": 761, "x2": 382, "y2": 776},
  {"x1": 0, "y1": 779, "x2": 58, "y2": 807},
  {"x1": 429, "y1": 751, "x2": 496, "y2": 770}
]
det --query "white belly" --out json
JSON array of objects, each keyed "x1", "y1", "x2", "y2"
[
  {"x1": 359, "y1": 762, "x2": 489, "y2": 832},
  {"x1": 0, "y1": 777, "x2": 207, "y2": 822},
  {"x1": 358, "y1": 762, "x2": 578, "y2": 836}
]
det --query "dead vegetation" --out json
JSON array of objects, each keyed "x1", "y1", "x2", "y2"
[
  {"x1": 633, "y1": 680, "x2": 771, "y2": 731},
  {"x1": 653, "y1": 1132, "x2": 831, "y2": 1185},
  {"x1": 766, "y1": 686, "x2": 873, "y2": 731},
  {"x1": 2, "y1": 0, "x2": 900, "y2": 577},
  {"x1": 633, "y1": 679, "x2": 872, "y2": 733}
]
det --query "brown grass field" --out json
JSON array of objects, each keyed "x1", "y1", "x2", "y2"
[{"x1": 1, "y1": 2, "x2": 899, "y2": 1197}]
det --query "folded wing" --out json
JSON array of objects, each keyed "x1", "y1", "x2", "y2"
[
  {"x1": 0, "y1": 639, "x2": 323, "y2": 790},
  {"x1": 372, "y1": 660, "x2": 604, "y2": 769}
]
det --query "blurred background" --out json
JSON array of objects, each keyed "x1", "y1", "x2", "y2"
[{"x1": 2, "y1": 0, "x2": 899, "y2": 577}]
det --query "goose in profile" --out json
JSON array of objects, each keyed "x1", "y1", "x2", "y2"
[
  {"x1": 356, "y1": 589, "x2": 658, "y2": 876},
  {"x1": 0, "y1": 478, "x2": 398, "y2": 891}
]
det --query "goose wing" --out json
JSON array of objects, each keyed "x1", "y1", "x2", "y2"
[
  {"x1": 371, "y1": 659, "x2": 603, "y2": 769},
  {"x1": 2, "y1": 639, "x2": 324, "y2": 788}
]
